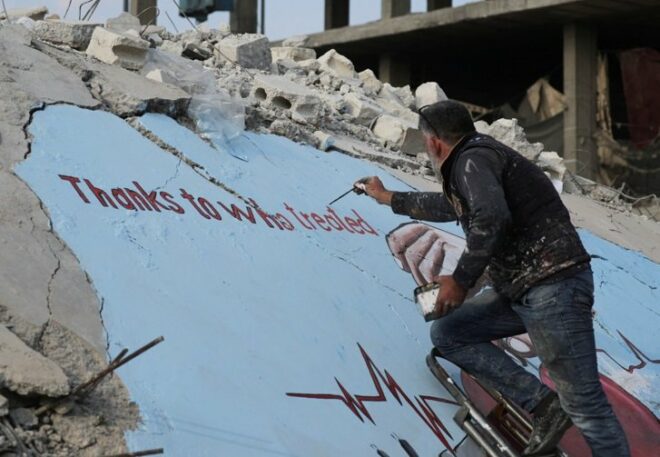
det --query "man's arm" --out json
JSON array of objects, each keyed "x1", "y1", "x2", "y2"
[
  {"x1": 357, "y1": 177, "x2": 457, "y2": 223},
  {"x1": 451, "y1": 149, "x2": 512, "y2": 291}
]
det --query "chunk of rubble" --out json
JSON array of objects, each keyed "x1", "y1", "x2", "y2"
[
  {"x1": 252, "y1": 74, "x2": 323, "y2": 124},
  {"x1": 33, "y1": 20, "x2": 99, "y2": 50},
  {"x1": 415, "y1": 81, "x2": 448, "y2": 108},
  {"x1": 372, "y1": 114, "x2": 417, "y2": 147},
  {"x1": 271, "y1": 46, "x2": 316, "y2": 63},
  {"x1": 86, "y1": 27, "x2": 150, "y2": 70},
  {"x1": 314, "y1": 131, "x2": 335, "y2": 151},
  {"x1": 0, "y1": 6, "x2": 48, "y2": 21},
  {"x1": 358, "y1": 69, "x2": 383, "y2": 95},
  {"x1": 160, "y1": 39, "x2": 184, "y2": 56},
  {"x1": 400, "y1": 127, "x2": 427, "y2": 157},
  {"x1": 475, "y1": 118, "x2": 543, "y2": 160},
  {"x1": 217, "y1": 34, "x2": 272, "y2": 70},
  {"x1": 317, "y1": 49, "x2": 356, "y2": 79},
  {"x1": 379, "y1": 83, "x2": 415, "y2": 110},
  {"x1": 0, "y1": 325, "x2": 69, "y2": 397},
  {"x1": 282, "y1": 35, "x2": 309, "y2": 47},
  {"x1": 344, "y1": 93, "x2": 383, "y2": 127},
  {"x1": 105, "y1": 12, "x2": 141, "y2": 35}
]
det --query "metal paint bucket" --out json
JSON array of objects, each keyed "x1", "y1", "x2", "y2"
[{"x1": 414, "y1": 283, "x2": 442, "y2": 322}]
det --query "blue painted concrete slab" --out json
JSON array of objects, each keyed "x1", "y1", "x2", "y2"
[{"x1": 16, "y1": 106, "x2": 659, "y2": 456}]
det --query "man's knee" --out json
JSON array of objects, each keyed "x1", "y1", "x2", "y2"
[{"x1": 430, "y1": 316, "x2": 459, "y2": 353}]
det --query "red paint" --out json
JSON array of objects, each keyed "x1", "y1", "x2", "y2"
[
  {"x1": 287, "y1": 344, "x2": 457, "y2": 450},
  {"x1": 58, "y1": 175, "x2": 90, "y2": 203},
  {"x1": 596, "y1": 330, "x2": 660, "y2": 374}
]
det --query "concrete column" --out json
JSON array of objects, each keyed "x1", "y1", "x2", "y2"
[
  {"x1": 382, "y1": 0, "x2": 411, "y2": 19},
  {"x1": 379, "y1": 54, "x2": 411, "y2": 86},
  {"x1": 427, "y1": 0, "x2": 451, "y2": 10},
  {"x1": 563, "y1": 22, "x2": 598, "y2": 180},
  {"x1": 325, "y1": 0, "x2": 349, "y2": 30},
  {"x1": 129, "y1": 0, "x2": 157, "y2": 25},
  {"x1": 230, "y1": 0, "x2": 258, "y2": 34}
]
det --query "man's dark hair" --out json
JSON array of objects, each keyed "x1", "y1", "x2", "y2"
[{"x1": 418, "y1": 100, "x2": 476, "y2": 143}]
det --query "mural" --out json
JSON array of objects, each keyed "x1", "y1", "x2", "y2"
[{"x1": 16, "y1": 105, "x2": 659, "y2": 456}]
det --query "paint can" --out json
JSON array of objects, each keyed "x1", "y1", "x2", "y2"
[{"x1": 414, "y1": 283, "x2": 442, "y2": 322}]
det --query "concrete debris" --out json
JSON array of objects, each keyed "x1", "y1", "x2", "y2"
[
  {"x1": 217, "y1": 34, "x2": 272, "y2": 70},
  {"x1": 373, "y1": 114, "x2": 415, "y2": 147},
  {"x1": 86, "y1": 26, "x2": 150, "y2": 70},
  {"x1": 344, "y1": 93, "x2": 383, "y2": 126},
  {"x1": 10, "y1": 408, "x2": 39, "y2": 430},
  {"x1": 475, "y1": 118, "x2": 544, "y2": 161},
  {"x1": 271, "y1": 46, "x2": 316, "y2": 62},
  {"x1": 252, "y1": 74, "x2": 323, "y2": 124},
  {"x1": 314, "y1": 130, "x2": 335, "y2": 151},
  {"x1": 317, "y1": 49, "x2": 356, "y2": 79},
  {"x1": 159, "y1": 39, "x2": 184, "y2": 55},
  {"x1": 33, "y1": 20, "x2": 100, "y2": 50},
  {"x1": 282, "y1": 34, "x2": 309, "y2": 47},
  {"x1": 400, "y1": 127, "x2": 427, "y2": 157},
  {"x1": 379, "y1": 82, "x2": 416, "y2": 110},
  {"x1": 358, "y1": 69, "x2": 383, "y2": 95},
  {"x1": 0, "y1": 6, "x2": 48, "y2": 21},
  {"x1": 15, "y1": 16, "x2": 36, "y2": 30},
  {"x1": 415, "y1": 81, "x2": 448, "y2": 108},
  {"x1": 105, "y1": 12, "x2": 141, "y2": 35},
  {"x1": 0, "y1": 324, "x2": 69, "y2": 397}
]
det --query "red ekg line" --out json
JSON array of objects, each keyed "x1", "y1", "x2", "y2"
[{"x1": 286, "y1": 343, "x2": 457, "y2": 450}]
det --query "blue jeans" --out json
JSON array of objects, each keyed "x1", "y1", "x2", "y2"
[{"x1": 430, "y1": 270, "x2": 630, "y2": 457}]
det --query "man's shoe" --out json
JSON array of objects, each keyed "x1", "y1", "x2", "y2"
[{"x1": 523, "y1": 393, "x2": 572, "y2": 456}]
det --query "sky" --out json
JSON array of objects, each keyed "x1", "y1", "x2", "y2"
[{"x1": 7, "y1": 0, "x2": 479, "y2": 40}]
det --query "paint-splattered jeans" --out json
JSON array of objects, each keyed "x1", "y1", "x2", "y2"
[{"x1": 430, "y1": 270, "x2": 630, "y2": 457}]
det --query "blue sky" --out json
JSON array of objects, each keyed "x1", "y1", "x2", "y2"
[{"x1": 9, "y1": 0, "x2": 478, "y2": 40}]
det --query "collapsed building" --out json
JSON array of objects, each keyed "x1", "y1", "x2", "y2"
[{"x1": 0, "y1": 5, "x2": 658, "y2": 456}]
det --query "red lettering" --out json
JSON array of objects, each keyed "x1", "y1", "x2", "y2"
[
  {"x1": 284, "y1": 203, "x2": 314, "y2": 230},
  {"x1": 352, "y1": 210, "x2": 378, "y2": 236},
  {"x1": 58, "y1": 175, "x2": 90, "y2": 203},
  {"x1": 311, "y1": 213, "x2": 331, "y2": 231},
  {"x1": 276, "y1": 213, "x2": 295, "y2": 231},
  {"x1": 160, "y1": 192, "x2": 185, "y2": 214},
  {"x1": 217, "y1": 201, "x2": 256, "y2": 224},
  {"x1": 301, "y1": 212, "x2": 316, "y2": 230},
  {"x1": 180, "y1": 189, "x2": 210, "y2": 219},
  {"x1": 133, "y1": 181, "x2": 169, "y2": 212},
  {"x1": 112, "y1": 188, "x2": 136, "y2": 210},
  {"x1": 345, "y1": 217, "x2": 364, "y2": 234},
  {"x1": 250, "y1": 199, "x2": 283, "y2": 230},
  {"x1": 125, "y1": 188, "x2": 152, "y2": 211},
  {"x1": 84, "y1": 179, "x2": 117, "y2": 208},
  {"x1": 198, "y1": 198, "x2": 222, "y2": 220}
]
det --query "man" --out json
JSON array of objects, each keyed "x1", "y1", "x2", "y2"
[{"x1": 356, "y1": 100, "x2": 630, "y2": 456}]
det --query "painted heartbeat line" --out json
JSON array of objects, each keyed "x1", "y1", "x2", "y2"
[{"x1": 286, "y1": 343, "x2": 458, "y2": 450}]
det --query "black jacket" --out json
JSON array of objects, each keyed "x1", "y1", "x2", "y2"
[{"x1": 391, "y1": 132, "x2": 590, "y2": 300}]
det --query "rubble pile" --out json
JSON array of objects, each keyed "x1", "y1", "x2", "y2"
[{"x1": 0, "y1": 308, "x2": 138, "y2": 457}]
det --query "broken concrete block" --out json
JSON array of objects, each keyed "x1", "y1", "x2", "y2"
[
  {"x1": 358, "y1": 69, "x2": 383, "y2": 95},
  {"x1": 344, "y1": 93, "x2": 383, "y2": 127},
  {"x1": 33, "y1": 20, "x2": 100, "y2": 50},
  {"x1": 144, "y1": 25, "x2": 166, "y2": 37},
  {"x1": 271, "y1": 46, "x2": 316, "y2": 63},
  {"x1": 415, "y1": 81, "x2": 448, "y2": 108},
  {"x1": 217, "y1": 34, "x2": 271, "y2": 70},
  {"x1": 400, "y1": 127, "x2": 427, "y2": 157},
  {"x1": 86, "y1": 26, "x2": 150, "y2": 70},
  {"x1": 15, "y1": 16, "x2": 36, "y2": 30},
  {"x1": 0, "y1": 325, "x2": 69, "y2": 397},
  {"x1": 182, "y1": 41, "x2": 213, "y2": 61},
  {"x1": 282, "y1": 35, "x2": 309, "y2": 47},
  {"x1": 379, "y1": 82, "x2": 415, "y2": 109},
  {"x1": 314, "y1": 131, "x2": 335, "y2": 151},
  {"x1": 105, "y1": 12, "x2": 141, "y2": 35},
  {"x1": 317, "y1": 49, "x2": 356, "y2": 79},
  {"x1": 479, "y1": 118, "x2": 543, "y2": 161},
  {"x1": 252, "y1": 74, "x2": 323, "y2": 124},
  {"x1": 372, "y1": 114, "x2": 414, "y2": 147},
  {"x1": 0, "y1": 6, "x2": 48, "y2": 21}
]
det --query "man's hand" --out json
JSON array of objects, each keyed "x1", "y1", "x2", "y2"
[
  {"x1": 433, "y1": 275, "x2": 467, "y2": 317},
  {"x1": 354, "y1": 176, "x2": 393, "y2": 206}
]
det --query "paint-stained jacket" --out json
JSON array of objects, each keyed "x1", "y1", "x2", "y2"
[{"x1": 390, "y1": 132, "x2": 591, "y2": 300}]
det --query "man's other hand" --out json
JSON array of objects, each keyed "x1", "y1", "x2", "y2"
[
  {"x1": 433, "y1": 275, "x2": 467, "y2": 317},
  {"x1": 355, "y1": 176, "x2": 393, "y2": 206}
]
